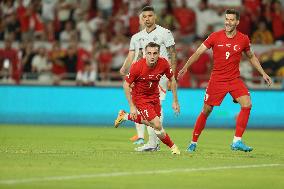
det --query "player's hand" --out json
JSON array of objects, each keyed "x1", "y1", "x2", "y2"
[
  {"x1": 120, "y1": 66, "x2": 126, "y2": 76},
  {"x1": 177, "y1": 68, "x2": 187, "y2": 80},
  {"x1": 172, "y1": 101, "x2": 180, "y2": 117},
  {"x1": 130, "y1": 105, "x2": 138, "y2": 120},
  {"x1": 263, "y1": 73, "x2": 273, "y2": 86}
]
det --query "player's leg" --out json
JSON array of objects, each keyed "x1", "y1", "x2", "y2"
[
  {"x1": 140, "y1": 106, "x2": 163, "y2": 150},
  {"x1": 230, "y1": 79, "x2": 253, "y2": 152},
  {"x1": 147, "y1": 116, "x2": 180, "y2": 155},
  {"x1": 132, "y1": 123, "x2": 145, "y2": 145},
  {"x1": 114, "y1": 110, "x2": 144, "y2": 128},
  {"x1": 187, "y1": 81, "x2": 226, "y2": 152}
]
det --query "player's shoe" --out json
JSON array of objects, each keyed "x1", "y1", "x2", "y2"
[
  {"x1": 171, "y1": 145, "x2": 181, "y2": 155},
  {"x1": 231, "y1": 140, "x2": 253, "y2": 152},
  {"x1": 133, "y1": 138, "x2": 144, "y2": 145},
  {"x1": 186, "y1": 143, "x2": 197, "y2": 152},
  {"x1": 129, "y1": 135, "x2": 139, "y2": 142},
  {"x1": 114, "y1": 110, "x2": 126, "y2": 128},
  {"x1": 134, "y1": 143, "x2": 160, "y2": 152}
]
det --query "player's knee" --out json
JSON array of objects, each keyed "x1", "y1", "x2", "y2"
[
  {"x1": 202, "y1": 105, "x2": 213, "y2": 116},
  {"x1": 241, "y1": 99, "x2": 252, "y2": 108}
]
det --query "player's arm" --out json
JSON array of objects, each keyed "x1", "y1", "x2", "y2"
[
  {"x1": 120, "y1": 50, "x2": 135, "y2": 76},
  {"x1": 166, "y1": 45, "x2": 177, "y2": 73},
  {"x1": 245, "y1": 50, "x2": 272, "y2": 86},
  {"x1": 169, "y1": 75, "x2": 180, "y2": 114},
  {"x1": 177, "y1": 43, "x2": 208, "y2": 80},
  {"x1": 123, "y1": 80, "x2": 138, "y2": 119}
]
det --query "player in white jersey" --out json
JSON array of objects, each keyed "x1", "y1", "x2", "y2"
[{"x1": 120, "y1": 6, "x2": 177, "y2": 151}]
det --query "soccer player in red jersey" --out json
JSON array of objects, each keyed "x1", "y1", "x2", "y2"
[
  {"x1": 115, "y1": 42, "x2": 181, "y2": 155},
  {"x1": 178, "y1": 9, "x2": 273, "y2": 152}
]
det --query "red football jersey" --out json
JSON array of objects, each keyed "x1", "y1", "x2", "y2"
[
  {"x1": 203, "y1": 30, "x2": 251, "y2": 81},
  {"x1": 125, "y1": 57, "x2": 173, "y2": 102}
]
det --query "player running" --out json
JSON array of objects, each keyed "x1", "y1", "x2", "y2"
[{"x1": 115, "y1": 42, "x2": 180, "y2": 155}]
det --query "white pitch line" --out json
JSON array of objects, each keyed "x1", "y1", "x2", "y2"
[{"x1": 0, "y1": 164, "x2": 281, "y2": 185}]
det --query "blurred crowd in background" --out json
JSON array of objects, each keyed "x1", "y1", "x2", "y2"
[{"x1": 0, "y1": 0, "x2": 284, "y2": 88}]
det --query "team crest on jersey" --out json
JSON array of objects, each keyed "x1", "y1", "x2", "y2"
[{"x1": 233, "y1": 45, "x2": 240, "y2": 51}]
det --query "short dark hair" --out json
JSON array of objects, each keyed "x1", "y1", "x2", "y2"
[
  {"x1": 225, "y1": 9, "x2": 240, "y2": 20},
  {"x1": 142, "y1": 6, "x2": 155, "y2": 12},
  {"x1": 145, "y1": 42, "x2": 160, "y2": 51}
]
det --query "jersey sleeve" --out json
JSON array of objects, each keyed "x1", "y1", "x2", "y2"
[
  {"x1": 243, "y1": 35, "x2": 251, "y2": 52},
  {"x1": 163, "y1": 29, "x2": 175, "y2": 47},
  {"x1": 129, "y1": 35, "x2": 136, "y2": 51},
  {"x1": 203, "y1": 33, "x2": 215, "y2": 49},
  {"x1": 125, "y1": 62, "x2": 139, "y2": 84}
]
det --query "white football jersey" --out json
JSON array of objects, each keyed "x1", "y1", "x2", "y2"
[{"x1": 128, "y1": 24, "x2": 175, "y2": 100}]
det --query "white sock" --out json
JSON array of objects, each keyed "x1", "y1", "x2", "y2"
[
  {"x1": 233, "y1": 136, "x2": 242, "y2": 143},
  {"x1": 135, "y1": 123, "x2": 145, "y2": 139},
  {"x1": 147, "y1": 126, "x2": 158, "y2": 146},
  {"x1": 123, "y1": 113, "x2": 129, "y2": 120},
  {"x1": 191, "y1": 141, "x2": 197, "y2": 144}
]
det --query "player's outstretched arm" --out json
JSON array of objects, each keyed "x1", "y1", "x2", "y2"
[
  {"x1": 177, "y1": 43, "x2": 208, "y2": 80},
  {"x1": 245, "y1": 50, "x2": 273, "y2": 86},
  {"x1": 169, "y1": 76, "x2": 180, "y2": 115},
  {"x1": 123, "y1": 80, "x2": 138, "y2": 119},
  {"x1": 120, "y1": 51, "x2": 135, "y2": 76}
]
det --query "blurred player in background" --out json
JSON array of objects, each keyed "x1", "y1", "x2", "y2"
[
  {"x1": 115, "y1": 42, "x2": 180, "y2": 155},
  {"x1": 120, "y1": 6, "x2": 177, "y2": 152},
  {"x1": 178, "y1": 9, "x2": 272, "y2": 153}
]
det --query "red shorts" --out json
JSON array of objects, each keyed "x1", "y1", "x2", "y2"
[
  {"x1": 135, "y1": 99, "x2": 161, "y2": 121},
  {"x1": 204, "y1": 78, "x2": 250, "y2": 106}
]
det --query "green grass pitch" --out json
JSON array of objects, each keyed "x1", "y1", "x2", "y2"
[{"x1": 0, "y1": 125, "x2": 283, "y2": 189}]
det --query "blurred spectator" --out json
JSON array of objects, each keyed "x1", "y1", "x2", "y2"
[
  {"x1": 88, "y1": 10, "x2": 104, "y2": 35},
  {"x1": 251, "y1": 21, "x2": 274, "y2": 44},
  {"x1": 60, "y1": 21, "x2": 77, "y2": 42},
  {"x1": 76, "y1": 60, "x2": 96, "y2": 86},
  {"x1": 41, "y1": 0, "x2": 58, "y2": 23},
  {"x1": 3, "y1": 12, "x2": 21, "y2": 41},
  {"x1": 0, "y1": 38, "x2": 20, "y2": 83},
  {"x1": 57, "y1": 0, "x2": 77, "y2": 31},
  {"x1": 1, "y1": 0, "x2": 16, "y2": 17},
  {"x1": 96, "y1": 45, "x2": 112, "y2": 81},
  {"x1": 17, "y1": 3, "x2": 44, "y2": 41},
  {"x1": 172, "y1": 0, "x2": 196, "y2": 43},
  {"x1": 157, "y1": 7, "x2": 175, "y2": 31},
  {"x1": 237, "y1": 6, "x2": 253, "y2": 36},
  {"x1": 76, "y1": 12, "x2": 93, "y2": 44},
  {"x1": 20, "y1": 40, "x2": 36, "y2": 77},
  {"x1": 271, "y1": 1, "x2": 284, "y2": 41},
  {"x1": 49, "y1": 41, "x2": 66, "y2": 85},
  {"x1": 110, "y1": 35, "x2": 128, "y2": 79},
  {"x1": 97, "y1": 0, "x2": 113, "y2": 19},
  {"x1": 44, "y1": 21, "x2": 57, "y2": 42},
  {"x1": 194, "y1": 0, "x2": 216, "y2": 38},
  {"x1": 31, "y1": 46, "x2": 53, "y2": 83},
  {"x1": 61, "y1": 44, "x2": 78, "y2": 80}
]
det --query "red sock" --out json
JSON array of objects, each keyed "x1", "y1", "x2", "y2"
[
  {"x1": 192, "y1": 112, "x2": 208, "y2": 142},
  {"x1": 159, "y1": 133, "x2": 174, "y2": 148},
  {"x1": 127, "y1": 114, "x2": 142, "y2": 124},
  {"x1": 235, "y1": 107, "x2": 251, "y2": 137}
]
